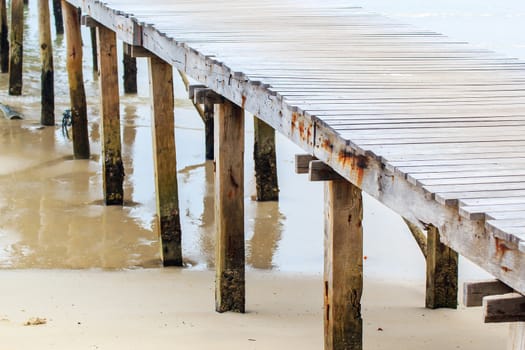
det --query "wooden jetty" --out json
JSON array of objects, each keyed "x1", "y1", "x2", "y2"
[{"x1": 3, "y1": 0, "x2": 525, "y2": 348}]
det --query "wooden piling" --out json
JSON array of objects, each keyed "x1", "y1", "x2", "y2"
[
  {"x1": 38, "y1": 0, "x2": 55, "y2": 126},
  {"x1": 204, "y1": 102, "x2": 214, "y2": 160},
  {"x1": 62, "y1": 0, "x2": 90, "y2": 159},
  {"x1": 97, "y1": 24, "x2": 124, "y2": 205},
  {"x1": 254, "y1": 116, "x2": 279, "y2": 201},
  {"x1": 426, "y1": 225, "x2": 458, "y2": 309},
  {"x1": 90, "y1": 27, "x2": 98, "y2": 73},
  {"x1": 52, "y1": 0, "x2": 63, "y2": 34},
  {"x1": 509, "y1": 323, "x2": 525, "y2": 350},
  {"x1": 123, "y1": 44, "x2": 137, "y2": 93},
  {"x1": 8, "y1": 0, "x2": 24, "y2": 95},
  {"x1": 324, "y1": 180, "x2": 363, "y2": 350},
  {"x1": 148, "y1": 55, "x2": 182, "y2": 266},
  {"x1": 0, "y1": 0, "x2": 8, "y2": 73},
  {"x1": 215, "y1": 98, "x2": 245, "y2": 313}
]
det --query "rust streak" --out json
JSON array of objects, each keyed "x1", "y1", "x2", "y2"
[
  {"x1": 291, "y1": 112, "x2": 298, "y2": 132},
  {"x1": 495, "y1": 238, "x2": 510, "y2": 259},
  {"x1": 241, "y1": 95, "x2": 246, "y2": 109}
]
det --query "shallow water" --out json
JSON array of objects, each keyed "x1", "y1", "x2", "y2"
[{"x1": 0, "y1": 0, "x2": 513, "y2": 281}]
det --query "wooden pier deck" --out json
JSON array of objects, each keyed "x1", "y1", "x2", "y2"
[{"x1": 20, "y1": 0, "x2": 525, "y2": 347}]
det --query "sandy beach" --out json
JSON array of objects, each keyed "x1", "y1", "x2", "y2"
[{"x1": 1, "y1": 0, "x2": 524, "y2": 348}]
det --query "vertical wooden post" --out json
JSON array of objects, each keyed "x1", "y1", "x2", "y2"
[
  {"x1": 97, "y1": 24, "x2": 124, "y2": 205},
  {"x1": 509, "y1": 323, "x2": 525, "y2": 350},
  {"x1": 52, "y1": 0, "x2": 63, "y2": 34},
  {"x1": 148, "y1": 56, "x2": 182, "y2": 266},
  {"x1": 123, "y1": 44, "x2": 137, "y2": 93},
  {"x1": 204, "y1": 102, "x2": 214, "y2": 160},
  {"x1": 90, "y1": 27, "x2": 98, "y2": 73},
  {"x1": 254, "y1": 116, "x2": 279, "y2": 201},
  {"x1": 38, "y1": 0, "x2": 54, "y2": 126},
  {"x1": 324, "y1": 180, "x2": 363, "y2": 350},
  {"x1": 8, "y1": 0, "x2": 23, "y2": 95},
  {"x1": 62, "y1": 0, "x2": 90, "y2": 159},
  {"x1": 215, "y1": 99, "x2": 245, "y2": 313},
  {"x1": 426, "y1": 225, "x2": 458, "y2": 309},
  {"x1": 0, "y1": 0, "x2": 8, "y2": 73}
]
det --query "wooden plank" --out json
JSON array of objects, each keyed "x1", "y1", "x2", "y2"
[
  {"x1": 0, "y1": 0, "x2": 8, "y2": 73},
  {"x1": 194, "y1": 88, "x2": 224, "y2": 104},
  {"x1": 123, "y1": 43, "x2": 152, "y2": 58},
  {"x1": 426, "y1": 226, "x2": 458, "y2": 309},
  {"x1": 203, "y1": 101, "x2": 214, "y2": 160},
  {"x1": 324, "y1": 179, "x2": 363, "y2": 350},
  {"x1": 463, "y1": 280, "x2": 513, "y2": 307},
  {"x1": 483, "y1": 293, "x2": 525, "y2": 323},
  {"x1": 38, "y1": 0, "x2": 55, "y2": 126},
  {"x1": 403, "y1": 218, "x2": 427, "y2": 258},
  {"x1": 97, "y1": 24, "x2": 124, "y2": 205},
  {"x1": 90, "y1": 27, "x2": 98, "y2": 73},
  {"x1": 62, "y1": 0, "x2": 90, "y2": 159},
  {"x1": 295, "y1": 154, "x2": 316, "y2": 174},
  {"x1": 148, "y1": 55, "x2": 182, "y2": 266},
  {"x1": 254, "y1": 116, "x2": 279, "y2": 201},
  {"x1": 309, "y1": 160, "x2": 344, "y2": 182},
  {"x1": 215, "y1": 98, "x2": 245, "y2": 313},
  {"x1": 8, "y1": 0, "x2": 23, "y2": 95}
]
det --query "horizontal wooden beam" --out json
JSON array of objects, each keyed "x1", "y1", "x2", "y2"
[
  {"x1": 81, "y1": 15, "x2": 98, "y2": 28},
  {"x1": 464, "y1": 280, "x2": 513, "y2": 307},
  {"x1": 194, "y1": 88, "x2": 224, "y2": 105},
  {"x1": 188, "y1": 84, "x2": 207, "y2": 100},
  {"x1": 123, "y1": 43, "x2": 152, "y2": 58},
  {"x1": 309, "y1": 160, "x2": 344, "y2": 182},
  {"x1": 483, "y1": 293, "x2": 525, "y2": 323},
  {"x1": 295, "y1": 154, "x2": 316, "y2": 174}
]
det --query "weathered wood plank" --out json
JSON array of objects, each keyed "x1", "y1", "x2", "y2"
[
  {"x1": 508, "y1": 323, "x2": 525, "y2": 350},
  {"x1": 0, "y1": 0, "x2": 8, "y2": 73},
  {"x1": 295, "y1": 154, "x2": 316, "y2": 174},
  {"x1": 215, "y1": 98, "x2": 245, "y2": 313},
  {"x1": 483, "y1": 293, "x2": 525, "y2": 323},
  {"x1": 8, "y1": 0, "x2": 23, "y2": 95},
  {"x1": 90, "y1": 27, "x2": 98, "y2": 73},
  {"x1": 62, "y1": 0, "x2": 90, "y2": 159},
  {"x1": 403, "y1": 218, "x2": 427, "y2": 258},
  {"x1": 426, "y1": 225, "x2": 458, "y2": 309},
  {"x1": 324, "y1": 179, "x2": 363, "y2": 350},
  {"x1": 254, "y1": 116, "x2": 279, "y2": 201},
  {"x1": 310, "y1": 160, "x2": 344, "y2": 182},
  {"x1": 97, "y1": 24, "x2": 124, "y2": 205},
  {"x1": 463, "y1": 280, "x2": 513, "y2": 307},
  {"x1": 38, "y1": 0, "x2": 55, "y2": 126},
  {"x1": 123, "y1": 42, "x2": 152, "y2": 58},
  {"x1": 203, "y1": 101, "x2": 214, "y2": 160},
  {"x1": 148, "y1": 55, "x2": 182, "y2": 266}
]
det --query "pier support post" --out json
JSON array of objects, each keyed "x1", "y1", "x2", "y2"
[
  {"x1": 62, "y1": 0, "x2": 90, "y2": 159},
  {"x1": 0, "y1": 0, "x2": 8, "y2": 73},
  {"x1": 38, "y1": 0, "x2": 55, "y2": 125},
  {"x1": 97, "y1": 24, "x2": 124, "y2": 205},
  {"x1": 324, "y1": 179, "x2": 363, "y2": 350},
  {"x1": 509, "y1": 323, "x2": 525, "y2": 350},
  {"x1": 9, "y1": 0, "x2": 23, "y2": 95},
  {"x1": 215, "y1": 98, "x2": 245, "y2": 313},
  {"x1": 123, "y1": 44, "x2": 137, "y2": 93},
  {"x1": 148, "y1": 55, "x2": 182, "y2": 266},
  {"x1": 90, "y1": 27, "x2": 98, "y2": 73},
  {"x1": 52, "y1": 0, "x2": 63, "y2": 35},
  {"x1": 204, "y1": 102, "x2": 214, "y2": 160},
  {"x1": 426, "y1": 225, "x2": 458, "y2": 309},
  {"x1": 254, "y1": 116, "x2": 278, "y2": 201}
]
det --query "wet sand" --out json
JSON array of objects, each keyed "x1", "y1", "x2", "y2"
[{"x1": 0, "y1": 0, "x2": 518, "y2": 348}]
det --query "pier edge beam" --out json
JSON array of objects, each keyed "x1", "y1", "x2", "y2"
[
  {"x1": 96, "y1": 24, "x2": 124, "y2": 205},
  {"x1": 215, "y1": 98, "x2": 245, "y2": 313},
  {"x1": 62, "y1": 0, "x2": 90, "y2": 159},
  {"x1": 148, "y1": 55, "x2": 182, "y2": 267},
  {"x1": 0, "y1": 0, "x2": 8, "y2": 73},
  {"x1": 253, "y1": 116, "x2": 279, "y2": 201},
  {"x1": 426, "y1": 225, "x2": 458, "y2": 309},
  {"x1": 38, "y1": 0, "x2": 55, "y2": 126},
  {"x1": 8, "y1": 0, "x2": 23, "y2": 95},
  {"x1": 324, "y1": 179, "x2": 363, "y2": 350}
]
